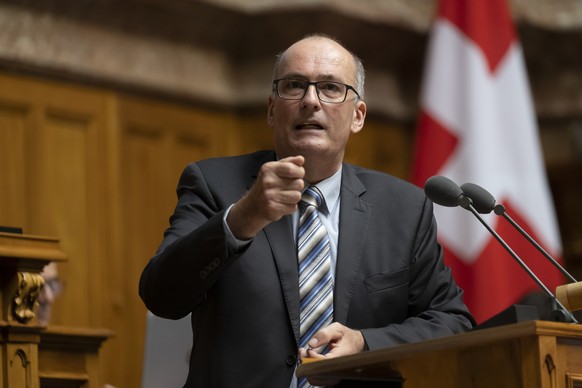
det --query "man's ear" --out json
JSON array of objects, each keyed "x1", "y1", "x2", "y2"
[{"x1": 351, "y1": 100, "x2": 367, "y2": 134}]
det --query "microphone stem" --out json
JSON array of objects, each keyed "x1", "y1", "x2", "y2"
[
  {"x1": 499, "y1": 210, "x2": 577, "y2": 283},
  {"x1": 465, "y1": 204, "x2": 578, "y2": 324}
]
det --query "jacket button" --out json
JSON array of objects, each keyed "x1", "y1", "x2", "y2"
[{"x1": 286, "y1": 354, "x2": 297, "y2": 366}]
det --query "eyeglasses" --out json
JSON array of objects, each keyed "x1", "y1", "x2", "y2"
[{"x1": 273, "y1": 79, "x2": 360, "y2": 104}]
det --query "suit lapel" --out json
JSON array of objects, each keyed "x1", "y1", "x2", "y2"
[
  {"x1": 264, "y1": 217, "x2": 300, "y2": 343},
  {"x1": 251, "y1": 151, "x2": 301, "y2": 344},
  {"x1": 335, "y1": 165, "x2": 370, "y2": 324}
]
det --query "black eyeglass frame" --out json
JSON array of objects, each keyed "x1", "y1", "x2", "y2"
[{"x1": 272, "y1": 78, "x2": 361, "y2": 104}]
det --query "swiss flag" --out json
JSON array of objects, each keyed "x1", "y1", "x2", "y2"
[{"x1": 412, "y1": 0, "x2": 564, "y2": 323}]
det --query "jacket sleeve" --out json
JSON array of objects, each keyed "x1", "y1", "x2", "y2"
[{"x1": 138, "y1": 162, "x2": 248, "y2": 319}]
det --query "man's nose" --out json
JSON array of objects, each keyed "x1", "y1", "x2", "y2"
[{"x1": 301, "y1": 84, "x2": 321, "y2": 108}]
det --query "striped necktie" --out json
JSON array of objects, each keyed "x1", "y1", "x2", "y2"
[{"x1": 297, "y1": 186, "x2": 333, "y2": 388}]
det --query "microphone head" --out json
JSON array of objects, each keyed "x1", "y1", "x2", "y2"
[
  {"x1": 460, "y1": 183, "x2": 496, "y2": 214},
  {"x1": 424, "y1": 176, "x2": 464, "y2": 207}
]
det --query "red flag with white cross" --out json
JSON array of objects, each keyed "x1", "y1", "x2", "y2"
[{"x1": 412, "y1": 0, "x2": 564, "y2": 323}]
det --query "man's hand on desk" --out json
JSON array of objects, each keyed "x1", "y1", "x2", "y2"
[
  {"x1": 299, "y1": 322, "x2": 366, "y2": 386},
  {"x1": 299, "y1": 322, "x2": 365, "y2": 360}
]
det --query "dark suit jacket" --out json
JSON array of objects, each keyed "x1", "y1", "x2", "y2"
[{"x1": 139, "y1": 150, "x2": 474, "y2": 388}]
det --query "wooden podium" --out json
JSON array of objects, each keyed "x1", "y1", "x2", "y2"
[
  {"x1": 298, "y1": 320, "x2": 582, "y2": 388},
  {"x1": 0, "y1": 232, "x2": 112, "y2": 388}
]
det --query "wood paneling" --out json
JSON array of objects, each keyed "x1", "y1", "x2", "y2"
[
  {"x1": 345, "y1": 119, "x2": 412, "y2": 179},
  {"x1": 0, "y1": 101, "x2": 30, "y2": 229}
]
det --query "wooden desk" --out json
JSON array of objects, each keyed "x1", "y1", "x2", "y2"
[
  {"x1": 298, "y1": 320, "x2": 582, "y2": 388},
  {"x1": 39, "y1": 326, "x2": 114, "y2": 388}
]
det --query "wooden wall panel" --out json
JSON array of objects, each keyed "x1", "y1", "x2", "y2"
[
  {"x1": 0, "y1": 101, "x2": 31, "y2": 230},
  {"x1": 345, "y1": 119, "x2": 412, "y2": 179},
  {"x1": 29, "y1": 89, "x2": 110, "y2": 332},
  {"x1": 118, "y1": 126, "x2": 167, "y2": 387},
  {"x1": 41, "y1": 111, "x2": 95, "y2": 326},
  {"x1": 225, "y1": 114, "x2": 273, "y2": 156},
  {"x1": 0, "y1": 74, "x2": 110, "y2": 330}
]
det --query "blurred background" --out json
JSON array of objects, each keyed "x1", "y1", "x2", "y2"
[{"x1": 1, "y1": 0, "x2": 581, "y2": 386}]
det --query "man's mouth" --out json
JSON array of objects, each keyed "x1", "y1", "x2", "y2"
[{"x1": 296, "y1": 123, "x2": 324, "y2": 130}]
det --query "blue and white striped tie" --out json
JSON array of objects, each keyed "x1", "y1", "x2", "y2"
[{"x1": 297, "y1": 186, "x2": 333, "y2": 388}]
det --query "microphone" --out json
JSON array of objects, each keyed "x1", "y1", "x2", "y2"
[
  {"x1": 459, "y1": 183, "x2": 496, "y2": 214},
  {"x1": 424, "y1": 176, "x2": 466, "y2": 207},
  {"x1": 424, "y1": 176, "x2": 578, "y2": 323},
  {"x1": 460, "y1": 182, "x2": 577, "y2": 284}
]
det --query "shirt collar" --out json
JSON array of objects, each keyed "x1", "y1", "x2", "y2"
[{"x1": 306, "y1": 167, "x2": 342, "y2": 215}]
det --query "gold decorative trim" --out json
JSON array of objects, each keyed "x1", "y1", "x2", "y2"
[{"x1": 12, "y1": 272, "x2": 45, "y2": 323}]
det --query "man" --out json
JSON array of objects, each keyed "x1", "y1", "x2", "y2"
[
  {"x1": 38, "y1": 262, "x2": 61, "y2": 326},
  {"x1": 139, "y1": 34, "x2": 474, "y2": 388}
]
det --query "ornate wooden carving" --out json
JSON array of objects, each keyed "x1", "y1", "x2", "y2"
[{"x1": 13, "y1": 272, "x2": 45, "y2": 324}]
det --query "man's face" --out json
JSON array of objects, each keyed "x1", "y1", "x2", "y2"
[{"x1": 267, "y1": 38, "x2": 366, "y2": 165}]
